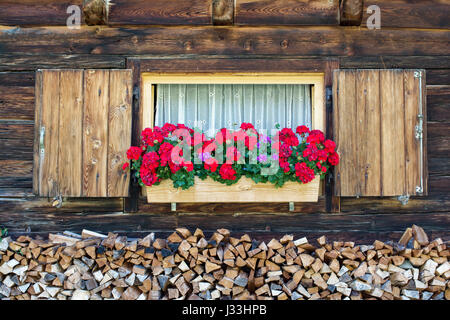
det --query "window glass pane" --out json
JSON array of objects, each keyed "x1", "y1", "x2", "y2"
[{"x1": 155, "y1": 84, "x2": 312, "y2": 136}]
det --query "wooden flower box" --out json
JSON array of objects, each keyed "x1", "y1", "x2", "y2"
[{"x1": 146, "y1": 175, "x2": 320, "y2": 203}]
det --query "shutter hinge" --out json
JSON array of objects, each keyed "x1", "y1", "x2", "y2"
[
  {"x1": 39, "y1": 127, "x2": 45, "y2": 155},
  {"x1": 415, "y1": 116, "x2": 424, "y2": 140},
  {"x1": 398, "y1": 194, "x2": 410, "y2": 205},
  {"x1": 414, "y1": 71, "x2": 422, "y2": 79},
  {"x1": 52, "y1": 194, "x2": 63, "y2": 208}
]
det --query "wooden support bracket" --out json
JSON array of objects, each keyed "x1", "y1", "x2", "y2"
[
  {"x1": 212, "y1": 0, "x2": 234, "y2": 25},
  {"x1": 340, "y1": 0, "x2": 364, "y2": 26},
  {"x1": 83, "y1": 0, "x2": 109, "y2": 25}
]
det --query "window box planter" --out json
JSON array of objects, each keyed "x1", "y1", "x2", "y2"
[{"x1": 146, "y1": 175, "x2": 320, "y2": 203}]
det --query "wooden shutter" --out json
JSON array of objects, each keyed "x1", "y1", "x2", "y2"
[
  {"x1": 34, "y1": 69, "x2": 132, "y2": 197},
  {"x1": 333, "y1": 69, "x2": 427, "y2": 197}
]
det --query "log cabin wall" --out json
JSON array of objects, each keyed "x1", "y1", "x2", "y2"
[{"x1": 0, "y1": 0, "x2": 448, "y2": 241}]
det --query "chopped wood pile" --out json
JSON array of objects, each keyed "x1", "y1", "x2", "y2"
[{"x1": 0, "y1": 225, "x2": 449, "y2": 300}]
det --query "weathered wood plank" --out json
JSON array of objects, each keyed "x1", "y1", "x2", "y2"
[
  {"x1": 0, "y1": 54, "x2": 125, "y2": 72},
  {"x1": 380, "y1": 70, "x2": 405, "y2": 196},
  {"x1": 58, "y1": 70, "x2": 83, "y2": 197},
  {"x1": 361, "y1": 0, "x2": 450, "y2": 29},
  {"x1": 0, "y1": 160, "x2": 32, "y2": 189},
  {"x1": 107, "y1": 70, "x2": 132, "y2": 197},
  {"x1": 38, "y1": 70, "x2": 60, "y2": 197},
  {"x1": 108, "y1": 0, "x2": 212, "y2": 25},
  {"x1": 427, "y1": 122, "x2": 450, "y2": 157},
  {"x1": 427, "y1": 85, "x2": 450, "y2": 122},
  {"x1": 0, "y1": 72, "x2": 35, "y2": 87},
  {"x1": 0, "y1": 27, "x2": 448, "y2": 57},
  {"x1": 235, "y1": 0, "x2": 339, "y2": 25},
  {"x1": 137, "y1": 198, "x2": 327, "y2": 214},
  {"x1": 334, "y1": 70, "x2": 357, "y2": 196},
  {"x1": 404, "y1": 70, "x2": 420, "y2": 196},
  {"x1": 82, "y1": 70, "x2": 109, "y2": 197},
  {"x1": 137, "y1": 58, "x2": 330, "y2": 73},
  {"x1": 0, "y1": 207, "x2": 448, "y2": 243},
  {"x1": 0, "y1": 0, "x2": 83, "y2": 26},
  {"x1": 0, "y1": 86, "x2": 34, "y2": 120},
  {"x1": 341, "y1": 195, "x2": 450, "y2": 214},
  {"x1": 340, "y1": 56, "x2": 450, "y2": 70},
  {"x1": 356, "y1": 70, "x2": 381, "y2": 196},
  {"x1": 427, "y1": 70, "x2": 450, "y2": 86}
]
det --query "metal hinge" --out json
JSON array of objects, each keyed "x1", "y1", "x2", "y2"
[
  {"x1": 289, "y1": 202, "x2": 295, "y2": 212},
  {"x1": 415, "y1": 114, "x2": 424, "y2": 140},
  {"x1": 39, "y1": 127, "x2": 45, "y2": 155},
  {"x1": 414, "y1": 71, "x2": 422, "y2": 79},
  {"x1": 52, "y1": 194, "x2": 63, "y2": 208},
  {"x1": 398, "y1": 194, "x2": 410, "y2": 205}
]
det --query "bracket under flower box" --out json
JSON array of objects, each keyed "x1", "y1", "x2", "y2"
[{"x1": 146, "y1": 175, "x2": 320, "y2": 203}]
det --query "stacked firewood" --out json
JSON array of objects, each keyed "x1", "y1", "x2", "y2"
[{"x1": 0, "y1": 225, "x2": 448, "y2": 300}]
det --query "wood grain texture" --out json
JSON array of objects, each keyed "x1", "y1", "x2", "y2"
[
  {"x1": 427, "y1": 85, "x2": 450, "y2": 122},
  {"x1": 356, "y1": 70, "x2": 381, "y2": 196},
  {"x1": 334, "y1": 70, "x2": 357, "y2": 196},
  {"x1": 58, "y1": 70, "x2": 83, "y2": 196},
  {"x1": 0, "y1": 54, "x2": 125, "y2": 72},
  {"x1": 380, "y1": 70, "x2": 406, "y2": 196},
  {"x1": 0, "y1": 0, "x2": 83, "y2": 26},
  {"x1": 0, "y1": 86, "x2": 34, "y2": 120},
  {"x1": 235, "y1": 0, "x2": 339, "y2": 25},
  {"x1": 1, "y1": 27, "x2": 448, "y2": 57},
  {"x1": 108, "y1": 0, "x2": 212, "y2": 25},
  {"x1": 361, "y1": 0, "x2": 450, "y2": 29},
  {"x1": 107, "y1": 70, "x2": 132, "y2": 197},
  {"x1": 82, "y1": 70, "x2": 109, "y2": 197},
  {"x1": 146, "y1": 176, "x2": 320, "y2": 203},
  {"x1": 38, "y1": 70, "x2": 60, "y2": 197}
]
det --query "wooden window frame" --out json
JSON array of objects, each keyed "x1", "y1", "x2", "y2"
[
  {"x1": 125, "y1": 58, "x2": 340, "y2": 213},
  {"x1": 141, "y1": 73, "x2": 325, "y2": 133}
]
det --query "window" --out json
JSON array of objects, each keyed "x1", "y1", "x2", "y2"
[{"x1": 142, "y1": 73, "x2": 325, "y2": 136}]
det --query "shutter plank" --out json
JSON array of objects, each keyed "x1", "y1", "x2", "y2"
[
  {"x1": 83, "y1": 70, "x2": 109, "y2": 197},
  {"x1": 356, "y1": 70, "x2": 381, "y2": 196},
  {"x1": 58, "y1": 70, "x2": 83, "y2": 197},
  {"x1": 404, "y1": 70, "x2": 420, "y2": 195},
  {"x1": 107, "y1": 70, "x2": 132, "y2": 197},
  {"x1": 336, "y1": 70, "x2": 357, "y2": 196},
  {"x1": 40, "y1": 70, "x2": 60, "y2": 197},
  {"x1": 381, "y1": 70, "x2": 406, "y2": 196},
  {"x1": 33, "y1": 71, "x2": 42, "y2": 194}
]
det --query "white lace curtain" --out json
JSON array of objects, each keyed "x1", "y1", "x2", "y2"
[{"x1": 155, "y1": 84, "x2": 312, "y2": 136}]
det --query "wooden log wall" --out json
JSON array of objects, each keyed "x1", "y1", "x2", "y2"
[{"x1": 0, "y1": 0, "x2": 448, "y2": 240}]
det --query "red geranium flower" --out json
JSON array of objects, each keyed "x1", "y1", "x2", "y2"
[
  {"x1": 295, "y1": 162, "x2": 315, "y2": 184},
  {"x1": 122, "y1": 162, "x2": 129, "y2": 170},
  {"x1": 158, "y1": 142, "x2": 174, "y2": 166},
  {"x1": 296, "y1": 125, "x2": 310, "y2": 136},
  {"x1": 306, "y1": 130, "x2": 325, "y2": 145},
  {"x1": 328, "y1": 152, "x2": 340, "y2": 166},
  {"x1": 279, "y1": 128, "x2": 299, "y2": 147},
  {"x1": 142, "y1": 151, "x2": 160, "y2": 171},
  {"x1": 240, "y1": 122, "x2": 255, "y2": 131},
  {"x1": 324, "y1": 139, "x2": 336, "y2": 153},
  {"x1": 219, "y1": 164, "x2": 237, "y2": 180},
  {"x1": 126, "y1": 146, "x2": 143, "y2": 160},
  {"x1": 280, "y1": 143, "x2": 292, "y2": 158}
]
